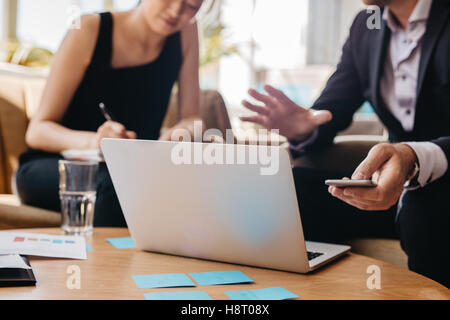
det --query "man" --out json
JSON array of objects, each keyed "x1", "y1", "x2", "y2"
[{"x1": 241, "y1": 0, "x2": 450, "y2": 288}]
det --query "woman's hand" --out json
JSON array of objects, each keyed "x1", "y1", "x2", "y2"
[
  {"x1": 89, "y1": 121, "x2": 137, "y2": 149},
  {"x1": 159, "y1": 117, "x2": 202, "y2": 142},
  {"x1": 328, "y1": 143, "x2": 418, "y2": 211}
]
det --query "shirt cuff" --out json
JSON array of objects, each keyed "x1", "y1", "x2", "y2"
[
  {"x1": 404, "y1": 142, "x2": 449, "y2": 188},
  {"x1": 289, "y1": 129, "x2": 319, "y2": 154}
]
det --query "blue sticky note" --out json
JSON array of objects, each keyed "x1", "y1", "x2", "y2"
[
  {"x1": 189, "y1": 271, "x2": 253, "y2": 286},
  {"x1": 144, "y1": 291, "x2": 213, "y2": 300},
  {"x1": 86, "y1": 243, "x2": 93, "y2": 251},
  {"x1": 106, "y1": 237, "x2": 136, "y2": 249},
  {"x1": 225, "y1": 287, "x2": 298, "y2": 300},
  {"x1": 132, "y1": 274, "x2": 196, "y2": 289}
]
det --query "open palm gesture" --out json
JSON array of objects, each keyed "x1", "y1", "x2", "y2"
[{"x1": 241, "y1": 85, "x2": 332, "y2": 142}]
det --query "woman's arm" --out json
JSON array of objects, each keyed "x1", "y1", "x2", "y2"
[
  {"x1": 26, "y1": 15, "x2": 128, "y2": 153},
  {"x1": 159, "y1": 21, "x2": 202, "y2": 141},
  {"x1": 178, "y1": 20, "x2": 201, "y2": 120}
]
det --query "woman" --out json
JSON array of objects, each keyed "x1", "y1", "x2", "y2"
[{"x1": 16, "y1": 0, "x2": 206, "y2": 226}]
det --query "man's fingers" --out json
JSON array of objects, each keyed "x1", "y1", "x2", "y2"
[
  {"x1": 329, "y1": 186, "x2": 380, "y2": 211},
  {"x1": 248, "y1": 89, "x2": 277, "y2": 108},
  {"x1": 342, "y1": 186, "x2": 382, "y2": 201},
  {"x1": 329, "y1": 184, "x2": 380, "y2": 204},
  {"x1": 336, "y1": 196, "x2": 380, "y2": 211},
  {"x1": 264, "y1": 85, "x2": 302, "y2": 110},
  {"x1": 242, "y1": 100, "x2": 270, "y2": 116},
  {"x1": 352, "y1": 144, "x2": 392, "y2": 180},
  {"x1": 311, "y1": 110, "x2": 333, "y2": 126},
  {"x1": 239, "y1": 115, "x2": 268, "y2": 128}
]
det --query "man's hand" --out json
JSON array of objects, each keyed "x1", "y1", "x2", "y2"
[
  {"x1": 329, "y1": 143, "x2": 418, "y2": 211},
  {"x1": 240, "y1": 85, "x2": 332, "y2": 141}
]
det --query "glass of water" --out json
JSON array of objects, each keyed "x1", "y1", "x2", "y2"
[{"x1": 59, "y1": 160, "x2": 99, "y2": 235}]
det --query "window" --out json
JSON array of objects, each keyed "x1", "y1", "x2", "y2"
[
  {"x1": 15, "y1": 0, "x2": 136, "y2": 52},
  {"x1": 217, "y1": 0, "x2": 309, "y2": 110},
  {"x1": 17, "y1": 0, "x2": 104, "y2": 52},
  {"x1": 113, "y1": 0, "x2": 139, "y2": 11},
  {"x1": 210, "y1": 0, "x2": 368, "y2": 129}
]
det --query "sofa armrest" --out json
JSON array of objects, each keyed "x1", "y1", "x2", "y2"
[{"x1": 0, "y1": 195, "x2": 60, "y2": 230}]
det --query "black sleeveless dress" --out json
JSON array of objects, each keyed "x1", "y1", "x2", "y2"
[{"x1": 16, "y1": 12, "x2": 183, "y2": 226}]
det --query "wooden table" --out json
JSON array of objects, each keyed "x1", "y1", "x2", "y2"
[{"x1": 1, "y1": 228, "x2": 448, "y2": 300}]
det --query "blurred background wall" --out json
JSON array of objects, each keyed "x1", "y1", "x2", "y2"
[{"x1": 0, "y1": 0, "x2": 374, "y2": 134}]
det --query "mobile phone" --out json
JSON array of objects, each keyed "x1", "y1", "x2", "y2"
[{"x1": 325, "y1": 179, "x2": 377, "y2": 188}]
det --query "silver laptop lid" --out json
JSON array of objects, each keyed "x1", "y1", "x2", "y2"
[{"x1": 101, "y1": 139, "x2": 310, "y2": 273}]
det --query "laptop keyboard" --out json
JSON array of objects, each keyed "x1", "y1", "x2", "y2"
[{"x1": 307, "y1": 251, "x2": 324, "y2": 261}]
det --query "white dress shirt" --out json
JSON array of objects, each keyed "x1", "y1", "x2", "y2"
[{"x1": 291, "y1": 0, "x2": 448, "y2": 188}]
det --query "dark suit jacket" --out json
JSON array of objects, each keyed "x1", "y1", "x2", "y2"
[{"x1": 301, "y1": 0, "x2": 450, "y2": 183}]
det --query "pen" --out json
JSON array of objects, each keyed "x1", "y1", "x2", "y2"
[{"x1": 99, "y1": 103, "x2": 114, "y2": 122}]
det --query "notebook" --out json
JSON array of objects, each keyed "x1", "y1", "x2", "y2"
[
  {"x1": 61, "y1": 149, "x2": 104, "y2": 162},
  {"x1": 0, "y1": 255, "x2": 36, "y2": 287}
]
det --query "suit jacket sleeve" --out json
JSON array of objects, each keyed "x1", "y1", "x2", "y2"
[{"x1": 291, "y1": 12, "x2": 366, "y2": 158}]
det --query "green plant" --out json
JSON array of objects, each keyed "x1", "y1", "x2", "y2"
[
  {"x1": 199, "y1": 22, "x2": 239, "y2": 67},
  {"x1": 0, "y1": 41, "x2": 53, "y2": 67}
]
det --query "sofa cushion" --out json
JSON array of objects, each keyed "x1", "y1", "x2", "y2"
[
  {"x1": 0, "y1": 194, "x2": 60, "y2": 230},
  {"x1": 0, "y1": 75, "x2": 46, "y2": 194},
  {"x1": 291, "y1": 139, "x2": 384, "y2": 173}
]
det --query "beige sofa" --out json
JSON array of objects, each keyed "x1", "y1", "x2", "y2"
[{"x1": 0, "y1": 72, "x2": 408, "y2": 269}]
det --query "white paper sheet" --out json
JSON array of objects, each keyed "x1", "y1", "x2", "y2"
[
  {"x1": 61, "y1": 149, "x2": 104, "y2": 162},
  {"x1": 0, "y1": 254, "x2": 32, "y2": 269},
  {"x1": 0, "y1": 232, "x2": 87, "y2": 260}
]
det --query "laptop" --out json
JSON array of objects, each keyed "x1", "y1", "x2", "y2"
[{"x1": 101, "y1": 139, "x2": 350, "y2": 273}]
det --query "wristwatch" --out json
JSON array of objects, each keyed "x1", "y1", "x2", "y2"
[{"x1": 403, "y1": 161, "x2": 420, "y2": 188}]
